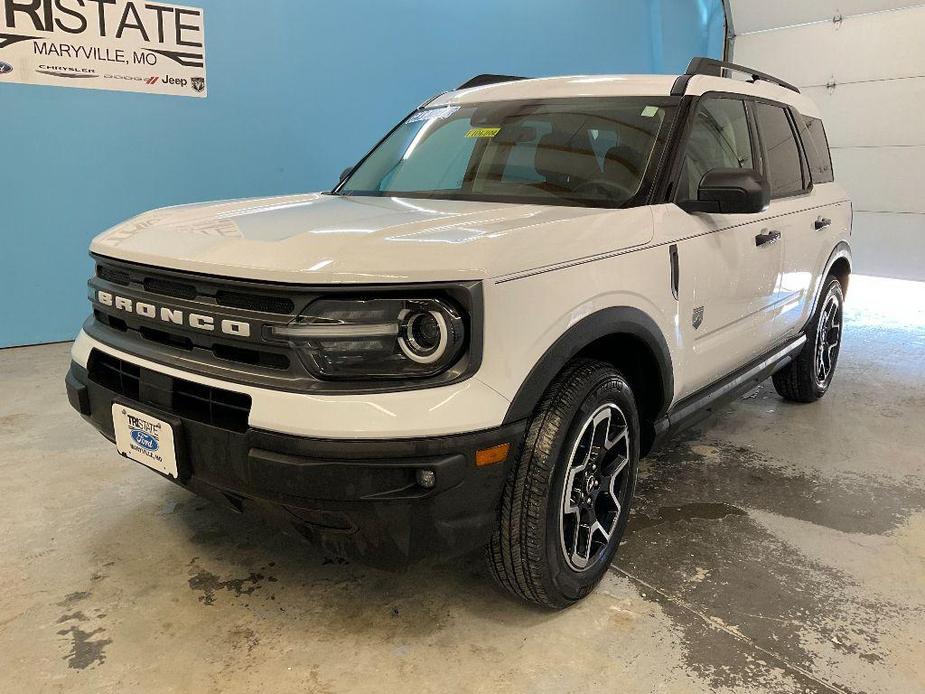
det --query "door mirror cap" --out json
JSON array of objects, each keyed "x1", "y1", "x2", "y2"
[
  {"x1": 680, "y1": 168, "x2": 770, "y2": 214},
  {"x1": 339, "y1": 166, "x2": 354, "y2": 183}
]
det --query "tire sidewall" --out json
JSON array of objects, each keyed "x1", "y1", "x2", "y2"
[
  {"x1": 541, "y1": 371, "x2": 640, "y2": 604},
  {"x1": 811, "y1": 277, "x2": 845, "y2": 398}
]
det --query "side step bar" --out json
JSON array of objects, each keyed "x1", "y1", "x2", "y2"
[{"x1": 652, "y1": 335, "x2": 807, "y2": 447}]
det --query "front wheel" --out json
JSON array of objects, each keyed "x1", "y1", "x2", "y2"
[
  {"x1": 487, "y1": 359, "x2": 640, "y2": 609},
  {"x1": 773, "y1": 275, "x2": 845, "y2": 402}
]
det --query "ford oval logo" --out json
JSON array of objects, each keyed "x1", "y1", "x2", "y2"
[
  {"x1": 131, "y1": 429, "x2": 159, "y2": 451},
  {"x1": 0, "y1": 62, "x2": 12, "y2": 76}
]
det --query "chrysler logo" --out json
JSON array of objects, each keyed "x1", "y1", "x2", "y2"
[{"x1": 95, "y1": 290, "x2": 251, "y2": 337}]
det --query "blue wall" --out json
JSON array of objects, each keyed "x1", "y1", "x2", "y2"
[{"x1": 0, "y1": 0, "x2": 724, "y2": 348}]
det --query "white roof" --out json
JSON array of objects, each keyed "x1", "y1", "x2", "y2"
[
  {"x1": 432, "y1": 75, "x2": 679, "y2": 105},
  {"x1": 430, "y1": 72, "x2": 821, "y2": 119},
  {"x1": 685, "y1": 75, "x2": 821, "y2": 118}
]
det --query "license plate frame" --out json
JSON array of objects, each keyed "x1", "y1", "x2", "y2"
[{"x1": 112, "y1": 403, "x2": 180, "y2": 479}]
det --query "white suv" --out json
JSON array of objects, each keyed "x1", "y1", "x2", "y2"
[{"x1": 67, "y1": 58, "x2": 851, "y2": 608}]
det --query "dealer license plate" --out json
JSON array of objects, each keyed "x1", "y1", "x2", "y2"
[{"x1": 112, "y1": 404, "x2": 178, "y2": 478}]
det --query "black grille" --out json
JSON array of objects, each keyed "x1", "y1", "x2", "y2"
[
  {"x1": 173, "y1": 380, "x2": 252, "y2": 432},
  {"x1": 88, "y1": 351, "x2": 140, "y2": 400},
  {"x1": 143, "y1": 277, "x2": 198, "y2": 300},
  {"x1": 88, "y1": 350, "x2": 252, "y2": 432},
  {"x1": 93, "y1": 260, "x2": 300, "y2": 373},
  {"x1": 95, "y1": 310, "x2": 128, "y2": 332},
  {"x1": 140, "y1": 326, "x2": 194, "y2": 351},
  {"x1": 97, "y1": 265, "x2": 130, "y2": 286},
  {"x1": 96, "y1": 262, "x2": 297, "y2": 315},
  {"x1": 212, "y1": 343, "x2": 290, "y2": 370},
  {"x1": 216, "y1": 290, "x2": 294, "y2": 315}
]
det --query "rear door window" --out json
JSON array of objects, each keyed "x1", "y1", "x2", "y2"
[
  {"x1": 754, "y1": 103, "x2": 805, "y2": 198},
  {"x1": 797, "y1": 116, "x2": 834, "y2": 184}
]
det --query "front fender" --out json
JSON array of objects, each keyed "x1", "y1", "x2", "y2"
[{"x1": 502, "y1": 306, "x2": 674, "y2": 424}]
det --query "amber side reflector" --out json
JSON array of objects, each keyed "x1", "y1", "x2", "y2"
[{"x1": 476, "y1": 443, "x2": 510, "y2": 467}]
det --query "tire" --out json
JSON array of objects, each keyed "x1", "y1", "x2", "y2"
[
  {"x1": 772, "y1": 274, "x2": 845, "y2": 403},
  {"x1": 487, "y1": 358, "x2": 640, "y2": 609}
]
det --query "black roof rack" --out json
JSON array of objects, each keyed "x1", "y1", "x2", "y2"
[
  {"x1": 456, "y1": 74, "x2": 527, "y2": 90},
  {"x1": 671, "y1": 57, "x2": 800, "y2": 96}
]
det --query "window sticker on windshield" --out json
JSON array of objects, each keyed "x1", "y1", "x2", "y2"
[
  {"x1": 641, "y1": 106, "x2": 660, "y2": 118},
  {"x1": 407, "y1": 106, "x2": 460, "y2": 123},
  {"x1": 465, "y1": 127, "x2": 501, "y2": 138}
]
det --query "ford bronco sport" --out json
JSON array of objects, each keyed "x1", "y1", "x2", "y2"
[{"x1": 67, "y1": 58, "x2": 851, "y2": 608}]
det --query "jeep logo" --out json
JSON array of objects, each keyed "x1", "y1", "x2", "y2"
[
  {"x1": 162, "y1": 75, "x2": 189, "y2": 88},
  {"x1": 96, "y1": 291, "x2": 251, "y2": 337}
]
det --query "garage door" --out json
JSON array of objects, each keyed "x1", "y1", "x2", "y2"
[{"x1": 730, "y1": 1, "x2": 925, "y2": 281}]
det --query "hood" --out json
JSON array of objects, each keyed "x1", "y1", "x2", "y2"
[{"x1": 90, "y1": 193, "x2": 654, "y2": 284}]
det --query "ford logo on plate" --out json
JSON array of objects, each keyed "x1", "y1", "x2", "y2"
[
  {"x1": 131, "y1": 429, "x2": 159, "y2": 451},
  {"x1": 0, "y1": 61, "x2": 13, "y2": 75}
]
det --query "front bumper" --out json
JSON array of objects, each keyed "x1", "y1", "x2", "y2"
[
  {"x1": 66, "y1": 360, "x2": 526, "y2": 569},
  {"x1": 71, "y1": 329, "x2": 513, "y2": 438}
]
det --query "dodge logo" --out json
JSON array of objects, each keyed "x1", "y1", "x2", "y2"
[{"x1": 95, "y1": 290, "x2": 251, "y2": 337}]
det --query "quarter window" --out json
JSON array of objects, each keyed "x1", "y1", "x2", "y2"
[
  {"x1": 754, "y1": 103, "x2": 805, "y2": 197},
  {"x1": 676, "y1": 98, "x2": 753, "y2": 203},
  {"x1": 797, "y1": 116, "x2": 834, "y2": 184}
]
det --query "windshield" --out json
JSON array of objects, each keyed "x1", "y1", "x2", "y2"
[{"x1": 337, "y1": 97, "x2": 677, "y2": 208}]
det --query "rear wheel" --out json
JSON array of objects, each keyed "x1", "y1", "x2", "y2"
[
  {"x1": 487, "y1": 359, "x2": 640, "y2": 609},
  {"x1": 773, "y1": 275, "x2": 845, "y2": 402}
]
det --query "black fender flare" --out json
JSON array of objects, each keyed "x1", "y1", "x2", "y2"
[
  {"x1": 803, "y1": 241, "x2": 852, "y2": 332},
  {"x1": 502, "y1": 306, "x2": 674, "y2": 424}
]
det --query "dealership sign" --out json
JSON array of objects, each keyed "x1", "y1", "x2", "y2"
[{"x1": 0, "y1": 0, "x2": 206, "y2": 97}]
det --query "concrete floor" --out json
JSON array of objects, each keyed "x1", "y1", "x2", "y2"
[{"x1": 2, "y1": 275, "x2": 924, "y2": 693}]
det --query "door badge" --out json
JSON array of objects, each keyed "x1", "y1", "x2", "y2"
[{"x1": 692, "y1": 306, "x2": 705, "y2": 330}]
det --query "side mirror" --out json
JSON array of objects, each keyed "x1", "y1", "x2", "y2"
[
  {"x1": 680, "y1": 168, "x2": 770, "y2": 215},
  {"x1": 339, "y1": 166, "x2": 354, "y2": 183}
]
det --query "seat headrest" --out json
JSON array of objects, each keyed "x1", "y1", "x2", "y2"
[
  {"x1": 534, "y1": 130, "x2": 600, "y2": 187},
  {"x1": 603, "y1": 145, "x2": 645, "y2": 178},
  {"x1": 602, "y1": 144, "x2": 647, "y2": 191}
]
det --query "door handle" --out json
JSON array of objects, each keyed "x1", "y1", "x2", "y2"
[
  {"x1": 755, "y1": 230, "x2": 781, "y2": 247},
  {"x1": 815, "y1": 216, "x2": 832, "y2": 230}
]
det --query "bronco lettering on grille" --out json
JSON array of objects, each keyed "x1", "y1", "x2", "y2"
[{"x1": 96, "y1": 291, "x2": 251, "y2": 337}]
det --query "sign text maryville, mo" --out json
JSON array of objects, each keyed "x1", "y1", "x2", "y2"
[{"x1": 0, "y1": 0, "x2": 207, "y2": 97}]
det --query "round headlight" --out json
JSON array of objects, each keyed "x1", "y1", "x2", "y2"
[
  {"x1": 270, "y1": 296, "x2": 467, "y2": 379},
  {"x1": 399, "y1": 308, "x2": 449, "y2": 364}
]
